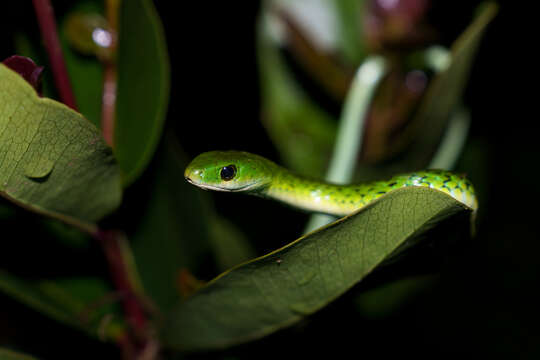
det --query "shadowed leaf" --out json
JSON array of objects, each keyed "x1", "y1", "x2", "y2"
[{"x1": 162, "y1": 186, "x2": 472, "y2": 351}]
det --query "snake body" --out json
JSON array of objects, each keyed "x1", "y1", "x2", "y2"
[{"x1": 184, "y1": 151, "x2": 478, "y2": 216}]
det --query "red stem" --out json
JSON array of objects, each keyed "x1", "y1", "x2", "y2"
[
  {"x1": 32, "y1": 0, "x2": 78, "y2": 110},
  {"x1": 33, "y1": 1, "x2": 154, "y2": 357},
  {"x1": 101, "y1": 66, "x2": 117, "y2": 146},
  {"x1": 101, "y1": 0, "x2": 120, "y2": 147},
  {"x1": 96, "y1": 230, "x2": 148, "y2": 335}
]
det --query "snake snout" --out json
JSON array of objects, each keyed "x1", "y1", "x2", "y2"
[{"x1": 184, "y1": 167, "x2": 203, "y2": 185}]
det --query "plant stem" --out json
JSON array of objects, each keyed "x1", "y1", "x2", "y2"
[
  {"x1": 428, "y1": 106, "x2": 471, "y2": 169},
  {"x1": 101, "y1": 66, "x2": 117, "y2": 146},
  {"x1": 304, "y1": 56, "x2": 387, "y2": 233},
  {"x1": 95, "y1": 230, "x2": 151, "y2": 356},
  {"x1": 32, "y1": 0, "x2": 78, "y2": 110},
  {"x1": 99, "y1": 1, "x2": 157, "y2": 357},
  {"x1": 33, "y1": 1, "x2": 153, "y2": 357},
  {"x1": 101, "y1": 0, "x2": 121, "y2": 147},
  {"x1": 325, "y1": 56, "x2": 386, "y2": 183}
]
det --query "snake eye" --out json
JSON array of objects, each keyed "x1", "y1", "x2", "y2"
[{"x1": 220, "y1": 165, "x2": 237, "y2": 181}]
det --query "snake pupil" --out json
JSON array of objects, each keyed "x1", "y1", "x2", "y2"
[{"x1": 220, "y1": 165, "x2": 237, "y2": 181}]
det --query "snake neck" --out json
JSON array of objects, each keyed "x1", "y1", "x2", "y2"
[{"x1": 263, "y1": 170, "x2": 366, "y2": 216}]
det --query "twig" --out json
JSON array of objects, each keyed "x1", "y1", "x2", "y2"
[
  {"x1": 101, "y1": 66, "x2": 117, "y2": 147},
  {"x1": 33, "y1": 1, "x2": 156, "y2": 357},
  {"x1": 101, "y1": 0, "x2": 121, "y2": 146},
  {"x1": 96, "y1": 230, "x2": 147, "y2": 333},
  {"x1": 95, "y1": 230, "x2": 151, "y2": 356},
  {"x1": 32, "y1": 0, "x2": 78, "y2": 110}
]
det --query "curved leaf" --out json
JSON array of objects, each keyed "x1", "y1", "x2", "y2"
[
  {"x1": 115, "y1": 0, "x2": 170, "y2": 185},
  {"x1": 0, "y1": 64, "x2": 121, "y2": 231},
  {"x1": 163, "y1": 186, "x2": 472, "y2": 351}
]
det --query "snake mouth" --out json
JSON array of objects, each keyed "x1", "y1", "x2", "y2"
[{"x1": 185, "y1": 176, "x2": 261, "y2": 192}]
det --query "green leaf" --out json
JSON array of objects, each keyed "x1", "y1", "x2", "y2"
[
  {"x1": 0, "y1": 64, "x2": 121, "y2": 230},
  {"x1": 0, "y1": 272, "x2": 125, "y2": 342},
  {"x1": 0, "y1": 348, "x2": 38, "y2": 360},
  {"x1": 115, "y1": 0, "x2": 170, "y2": 185},
  {"x1": 162, "y1": 186, "x2": 472, "y2": 351}
]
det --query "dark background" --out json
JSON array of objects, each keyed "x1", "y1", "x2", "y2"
[{"x1": 0, "y1": 1, "x2": 533, "y2": 359}]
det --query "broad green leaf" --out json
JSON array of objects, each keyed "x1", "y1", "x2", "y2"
[
  {"x1": 0, "y1": 272, "x2": 125, "y2": 342},
  {"x1": 0, "y1": 64, "x2": 121, "y2": 230},
  {"x1": 0, "y1": 348, "x2": 38, "y2": 360},
  {"x1": 115, "y1": 0, "x2": 170, "y2": 185},
  {"x1": 162, "y1": 186, "x2": 472, "y2": 351}
]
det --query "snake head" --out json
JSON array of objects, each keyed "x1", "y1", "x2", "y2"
[{"x1": 184, "y1": 151, "x2": 275, "y2": 192}]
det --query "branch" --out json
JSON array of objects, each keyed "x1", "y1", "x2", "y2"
[
  {"x1": 101, "y1": 0, "x2": 121, "y2": 147},
  {"x1": 95, "y1": 230, "x2": 154, "y2": 358},
  {"x1": 32, "y1": 0, "x2": 78, "y2": 110}
]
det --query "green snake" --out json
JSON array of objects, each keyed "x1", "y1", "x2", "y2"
[{"x1": 184, "y1": 151, "x2": 478, "y2": 216}]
